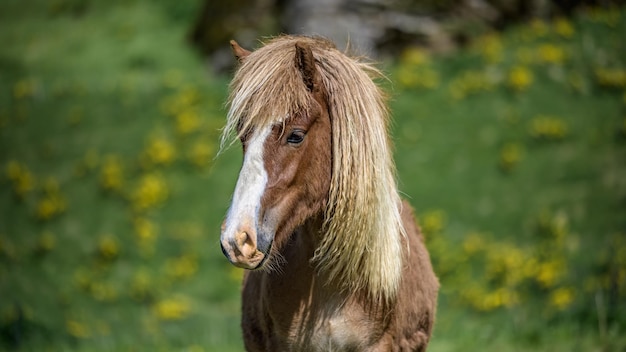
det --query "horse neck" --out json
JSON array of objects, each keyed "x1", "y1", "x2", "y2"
[
  {"x1": 281, "y1": 214, "x2": 324, "y2": 271},
  {"x1": 260, "y1": 213, "x2": 386, "y2": 342},
  {"x1": 265, "y1": 214, "x2": 330, "y2": 294}
]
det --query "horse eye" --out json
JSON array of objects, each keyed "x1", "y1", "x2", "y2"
[{"x1": 286, "y1": 130, "x2": 305, "y2": 145}]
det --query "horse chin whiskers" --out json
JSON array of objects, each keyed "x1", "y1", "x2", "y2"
[{"x1": 259, "y1": 246, "x2": 286, "y2": 275}]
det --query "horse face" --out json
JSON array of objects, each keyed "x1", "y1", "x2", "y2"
[{"x1": 220, "y1": 42, "x2": 331, "y2": 270}]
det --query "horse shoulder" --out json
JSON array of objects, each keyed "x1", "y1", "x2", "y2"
[
  {"x1": 241, "y1": 271, "x2": 272, "y2": 352},
  {"x1": 386, "y1": 200, "x2": 440, "y2": 350}
]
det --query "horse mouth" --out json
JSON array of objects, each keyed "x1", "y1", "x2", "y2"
[
  {"x1": 236, "y1": 251, "x2": 266, "y2": 270},
  {"x1": 220, "y1": 237, "x2": 273, "y2": 270}
]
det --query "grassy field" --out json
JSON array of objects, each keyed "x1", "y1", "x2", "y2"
[{"x1": 1, "y1": 1, "x2": 625, "y2": 351}]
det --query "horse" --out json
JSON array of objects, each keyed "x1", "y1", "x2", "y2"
[{"x1": 219, "y1": 35, "x2": 439, "y2": 351}]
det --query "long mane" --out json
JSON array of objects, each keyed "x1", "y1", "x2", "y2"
[{"x1": 222, "y1": 36, "x2": 405, "y2": 302}]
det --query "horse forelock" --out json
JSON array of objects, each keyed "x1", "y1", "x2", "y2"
[
  {"x1": 221, "y1": 37, "x2": 314, "y2": 149},
  {"x1": 221, "y1": 35, "x2": 405, "y2": 303}
]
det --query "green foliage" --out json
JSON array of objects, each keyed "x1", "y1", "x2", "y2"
[
  {"x1": 0, "y1": 1, "x2": 242, "y2": 350},
  {"x1": 390, "y1": 7, "x2": 626, "y2": 350},
  {"x1": 0, "y1": 1, "x2": 625, "y2": 351}
]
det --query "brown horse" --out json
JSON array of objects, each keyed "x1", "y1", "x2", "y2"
[{"x1": 219, "y1": 35, "x2": 439, "y2": 351}]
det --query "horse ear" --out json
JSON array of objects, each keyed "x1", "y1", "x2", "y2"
[
  {"x1": 294, "y1": 42, "x2": 317, "y2": 92},
  {"x1": 230, "y1": 40, "x2": 251, "y2": 63}
]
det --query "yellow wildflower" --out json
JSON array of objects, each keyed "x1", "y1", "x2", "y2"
[
  {"x1": 530, "y1": 19, "x2": 549, "y2": 38},
  {"x1": 6, "y1": 160, "x2": 22, "y2": 180},
  {"x1": 161, "y1": 87, "x2": 201, "y2": 117},
  {"x1": 499, "y1": 143, "x2": 523, "y2": 172},
  {"x1": 131, "y1": 268, "x2": 154, "y2": 301},
  {"x1": 460, "y1": 284, "x2": 485, "y2": 309},
  {"x1": 36, "y1": 179, "x2": 67, "y2": 221},
  {"x1": 529, "y1": 115, "x2": 568, "y2": 140},
  {"x1": 6, "y1": 161, "x2": 35, "y2": 198},
  {"x1": 480, "y1": 288, "x2": 520, "y2": 311},
  {"x1": 153, "y1": 297, "x2": 191, "y2": 321},
  {"x1": 130, "y1": 173, "x2": 169, "y2": 212},
  {"x1": 142, "y1": 137, "x2": 176, "y2": 167},
  {"x1": 449, "y1": 70, "x2": 494, "y2": 100},
  {"x1": 595, "y1": 68, "x2": 626, "y2": 88},
  {"x1": 485, "y1": 243, "x2": 526, "y2": 283},
  {"x1": 165, "y1": 254, "x2": 199, "y2": 281},
  {"x1": 538, "y1": 44, "x2": 566, "y2": 64},
  {"x1": 567, "y1": 73, "x2": 586, "y2": 93},
  {"x1": 178, "y1": 87, "x2": 201, "y2": 108},
  {"x1": 97, "y1": 235, "x2": 119, "y2": 260},
  {"x1": 401, "y1": 47, "x2": 430, "y2": 66},
  {"x1": 66, "y1": 320, "x2": 90, "y2": 339},
  {"x1": 134, "y1": 217, "x2": 157, "y2": 242},
  {"x1": 507, "y1": 66, "x2": 533, "y2": 92},
  {"x1": 553, "y1": 17, "x2": 574, "y2": 38},
  {"x1": 475, "y1": 33, "x2": 503, "y2": 63},
  {"x1": 176, "y1": 110, "x2": 202, "y2": 136},
  {"x1": 73, "y1": 268, "x2": 92, "y2": 291},
  {"x1": 36, "y1": 197, "x2": 60, "y2": 219},
  {"x1": 522, "y1": 257, "x2": 540, "y2": 278},
  {"x1": 462, "y1": 232, "x2": 486, "y2": 256},
  {"x1": 134, "y1": 217, "x2": 157, "y2": 258},
  {"x1": 14, "y1": 169, "x2": 35, "y2": 197},
  {"x1": 421, "y1": 210, "x2": 446, "y2": 236},
  {"x1": 396, "y1": 64, "x2": 440, "y2": 90},
  {"x1": 587, "y1": 6, "x2": 621, "y2": 27},
  {"x1": 188, "y1": 140, "x2": 214, "y2": 169},
  {"x1": 99, "y1": 155, "x2": 124, "y2": 192},
  {"x1": 41, "y1": 177, "x2": 59, "y2": 193},
  {"x1": 90, "y1": 282, "x2": 118, "y2": 302},
  {"x1": 549, "y1": 287, "x2": 575, "y2": 310},
  {"x1": 537, "y1": 210, "x2": 569, "y2": 242},
  {"x1": 536, "y1": 259, "x2": 566, "y2": 288}
]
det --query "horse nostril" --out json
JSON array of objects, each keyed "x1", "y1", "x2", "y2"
[
  {"x1": 235, "y1": 231, "x2": 257, "y2": 258},
  {"x1": 235, "y1": 231, "x2": 248, "y2": 248}
]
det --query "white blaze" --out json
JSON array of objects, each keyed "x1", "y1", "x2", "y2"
[{"x1": 221, "y1": 126, "x2": 271, "y2": 242}]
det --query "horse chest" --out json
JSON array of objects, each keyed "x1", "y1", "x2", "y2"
[
  {"x1": 306, "y1": 308, "x2": 366, "y2": 351},
  {"x1": 268, "y1": 294, "x2": 377, "y2": 351}
]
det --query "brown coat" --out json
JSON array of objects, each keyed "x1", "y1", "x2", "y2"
[
  {"x1": 220, "y1": 36, "x2": 439, "y2": 352},
  {"x1": 241, "y1": 202, "x2": 438, "y2": 351}
]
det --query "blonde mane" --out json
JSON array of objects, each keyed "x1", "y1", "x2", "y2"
[{"x1": 222, "y1": 36, "x2": 405, "y2": 302}]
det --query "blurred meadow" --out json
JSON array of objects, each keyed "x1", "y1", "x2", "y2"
[{"x1": 1, "y1": 0, "x2": 625, "y2": 351}]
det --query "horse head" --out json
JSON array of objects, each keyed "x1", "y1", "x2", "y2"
[{"x1": 220, "y1": 40, "x2": 332, "y2": 270}]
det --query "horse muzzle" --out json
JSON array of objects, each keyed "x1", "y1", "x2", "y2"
[{"x1": 220, "y1": 224, "x2": 272, "y2": 270}]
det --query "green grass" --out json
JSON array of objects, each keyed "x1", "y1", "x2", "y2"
[{"x1": 1, "y1": 1, "x2": 625, "y2": 351}]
